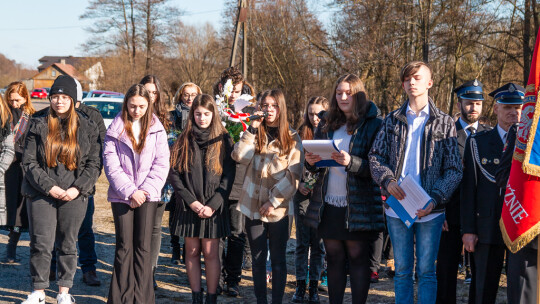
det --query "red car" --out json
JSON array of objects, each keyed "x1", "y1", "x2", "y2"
[{"x1": 31, "y1": 88, "x2": 48, "y2": 99}]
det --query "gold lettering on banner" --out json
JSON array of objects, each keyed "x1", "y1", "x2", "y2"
[{"x1": 504, "y1": 186, "x2": 530, "y2": 224}]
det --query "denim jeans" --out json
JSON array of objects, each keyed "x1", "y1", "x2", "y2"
[
  {"x1": 51, "y1": 195, "x2": 97, "y2": 274},
  {"x1": 386, "y1": 214, "x2": 444, "y2": 304},
  {"x1": 294, "y1": 196, "x2": 325, "y2": 281},
  {"x1": 222, "y1": 200, "x2": 247, "y2": 284}
]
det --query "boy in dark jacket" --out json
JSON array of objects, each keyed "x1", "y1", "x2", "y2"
[{"x1": 369, "y1": 61, "x2": 462, "y2": 304}]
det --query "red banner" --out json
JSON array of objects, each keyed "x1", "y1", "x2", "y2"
[{"x1": 500, "y1": 28, "x2": 540, "y2": 253}]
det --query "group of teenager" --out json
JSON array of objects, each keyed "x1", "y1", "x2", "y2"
[{"x1": 0, "y1": 60, "x2": 535, "y2": 304}]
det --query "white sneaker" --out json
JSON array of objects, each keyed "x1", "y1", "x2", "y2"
[
  {"x1": 56, "y1": 293, "x2": 75, "y2": 304},
  {"x1": 21, "y1": 291, "x2": 45, "y2": 304}
]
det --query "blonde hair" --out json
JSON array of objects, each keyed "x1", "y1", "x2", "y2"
[{"x1": 173, "y1": 82, "x2": 202, "y2": 105}]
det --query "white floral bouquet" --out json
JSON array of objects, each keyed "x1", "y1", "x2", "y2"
[{"x1": 215, "y1": 79, "x2": 254, "y2": 142}]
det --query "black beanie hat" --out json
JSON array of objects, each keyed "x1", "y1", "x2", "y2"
[{"x1": 50, "y1": 75, "x2": 77, "y2": 103}]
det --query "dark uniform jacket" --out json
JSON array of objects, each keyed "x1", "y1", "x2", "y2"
[
  {"x1": 461, "y1": 127, "x2": 505, "y2": 245},
  {"x1": 446, "y1": 121, "x2": 490, "y2": 227}
]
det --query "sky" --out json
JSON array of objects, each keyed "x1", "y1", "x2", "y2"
[{"x1": 0, "y1": 0, "x2": 334, "y2": 69}]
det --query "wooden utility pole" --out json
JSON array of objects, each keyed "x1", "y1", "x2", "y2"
[{"x1": 230, "y1": 0, "x2": 248, "y2": 72}]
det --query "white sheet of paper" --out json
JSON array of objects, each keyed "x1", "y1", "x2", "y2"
[
  {"x1": 397, "y1": 175, "x2": 432, "y2": 218},
  {"x1": 302, "y1": 140, "x2": 339, "y2": 160},
  {"x1": 233, "y1": 94, "x2": 253, "y2": 113}
]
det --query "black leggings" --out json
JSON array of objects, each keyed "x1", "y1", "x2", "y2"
[
  {"x1": 324, "y1": 239, "x2": 372, "y2": 304},
  {"x1": 245, "y1": 216, "x2": 289, "y2": 304}
]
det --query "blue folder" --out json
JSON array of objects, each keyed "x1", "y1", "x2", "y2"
[
  {"x1": 314, "y1": 141, "x2": 343, "y2": 167},
  {"x1": 386, "y1": 196, "x2": 433, "y2": 228}
]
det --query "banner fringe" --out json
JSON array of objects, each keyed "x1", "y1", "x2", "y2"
[{"x1": 500, "y1": 218, "x2": 540, "y2": 253}]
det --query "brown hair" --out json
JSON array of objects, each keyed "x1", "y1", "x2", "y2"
[
  {"x1": 121, "y1": 84, "x2": 154, "y2": 154},
  {"x1": 5, "y1": 81, "x2": 36, "y2": 116},
  {"x1": 298, "y1": 96, "x2": 329, "y2": 140},
  {"x1": 213, "y1": 67, "x2": 245, "y2": 96},
  {"x1": 256, "y1": 89, "x2": 295, "y2": 156},
  {"x1": 172, "y1": 82, "x2": 202, "y2": 105},
  {"x1": 171, "y1": 94, "x2": 227, "y2": 174},
  {"x1": 400, "y1": 61, "x2": 433, "y2": 82},
  {"x1": 0, "y1": 95, "x2": 11, "y2": 128},
  {"x1": 324, "y1": 74, "x2": 369, "y2": 134},
  {"x1": 45, "y1": 98, "x2": 79, "y2": 170},
  {"x1": 139, "y1": 75, "x2": 170, "y2": 132}
]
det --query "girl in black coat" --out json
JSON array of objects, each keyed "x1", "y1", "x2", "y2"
[
  {"x1": 21, "y1": 75, "x2": 101, "y2": 304},
  {"x1": 169, "y1": 94, "x2": 235, "y2": 304}
]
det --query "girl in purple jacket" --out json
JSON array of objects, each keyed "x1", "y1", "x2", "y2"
[{"x1": 103, "y1": 84, "x2": 170, "y2": 304}]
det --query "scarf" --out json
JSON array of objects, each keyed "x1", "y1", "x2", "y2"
[{"x1": 189, "y1": 125, "x2": 223, "y2": 204}]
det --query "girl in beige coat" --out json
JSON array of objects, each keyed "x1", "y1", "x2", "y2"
[{"x1": 232, "y1": 89, "x2": 303, "y2": 304}]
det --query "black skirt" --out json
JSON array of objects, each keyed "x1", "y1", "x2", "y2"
[
  {"x1": 318, "y1": 203, "x2": 378, "y2": 241},
  {"x1": 173, "y1": 202, "x2": 230, "y2": 239}
]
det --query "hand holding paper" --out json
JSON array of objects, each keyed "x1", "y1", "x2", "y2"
[
  {"x1": 302, "y1": 140, "x2": 343, "y2": 167},
  {"x1": 385, "y1": 175, "x2": 434, "y2": 228},
  {"x1": 331, "y1": 150, "x2": 351, "y2": 166}
]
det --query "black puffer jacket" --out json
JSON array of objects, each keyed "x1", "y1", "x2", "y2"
[
  {"x1": 21, "y1": 112, "x2": 101, "y2": 199},
  {"x1": 304, "y1": 101, "x2": 385, "y2": 232}
]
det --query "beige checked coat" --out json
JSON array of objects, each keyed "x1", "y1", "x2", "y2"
[{"x1": 231, "y1": 128, "x2": 303, "y2": 222}]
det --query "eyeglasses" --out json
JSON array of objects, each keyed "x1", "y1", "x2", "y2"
[
  {"x1": 183, "y1": 93, "x2": 198, "y2": 99},
  {"x1": 261, "y1": 104, "x2": 279, "y2": 110},
  {"x1": 50, "y1": 95, "x2": 71, "y2": 103}
]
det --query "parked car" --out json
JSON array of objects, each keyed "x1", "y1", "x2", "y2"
[
  {"x1": 82, "y1": 91, "x2": 89, "y2": 99},
  {"x1": 85, "y1": 90, "x2": 124, "y2": 99},
  {"x1": 31, "y1": 88, "x2": 48, "y2": 99},
  {"x1": 82, "y1": 97, "x2": 123, "y2": 129}
]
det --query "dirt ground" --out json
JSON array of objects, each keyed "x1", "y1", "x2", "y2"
[{"x1": 0, "y1": 173, "x2": 510, "y2": 303}]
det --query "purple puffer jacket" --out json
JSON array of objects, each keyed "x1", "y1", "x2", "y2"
[{"x1": 103, "y1": 113, "x2": 170, "y2": 204}]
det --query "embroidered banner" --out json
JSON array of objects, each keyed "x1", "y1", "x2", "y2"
[{"x1": 501, "y1": 28, "x2": 540, "y2": 253}]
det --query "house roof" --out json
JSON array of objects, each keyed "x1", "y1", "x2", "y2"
[
  {"x1": 53, "y1": 63, "x2": 78, "y2": 78},
  {"x1": 37, "y1": 56, "x2": 83, "y2": 72},
  {"x1": 31, "y1": 63, "x2": 88, "y2": 82}
]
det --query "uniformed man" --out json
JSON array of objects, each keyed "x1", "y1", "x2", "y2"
[
  {"x1": 436, "y1": 79, "x2": 490, "y2": 304},
  {"x1": 461, "y1": 83, "x2": 524, "y2": 304}
]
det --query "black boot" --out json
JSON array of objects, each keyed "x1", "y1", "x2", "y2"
[
  {"x1": 5, "y1": 230, "x2": 21, "y2": 263},
  {"x1": 192, "y1": 291, "x2": 203, "y2": 304},
  {"x1": 171, "y1": 241, "x2": 181, "y2": 265},
  {"x1": 153, "y1": 267, "x2": 158, "y2": 290},
  {"x1": 292, "y1": 280, "x2": 306, "y2": 303},
  {"x1": 308, "y1": 280, "x2": 320, "y2": 304},
  {"x1": 205, "y1": 293, "x2": 217, "y2": 304}
]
